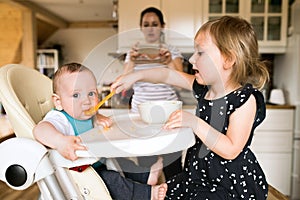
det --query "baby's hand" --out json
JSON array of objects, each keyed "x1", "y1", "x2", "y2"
[
  {"x1": 94, "y1": 113, "x2": 113, "y2": 128},
  {"x1": 56, "y1": 135, "x2": 87, "y2": 161}
]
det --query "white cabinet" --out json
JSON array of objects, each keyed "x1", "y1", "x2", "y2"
[
  {"x1": 36, "y1": 49, "x2": 58, "y2": 79},
  {"x1": 291, "y1": 140, "x2": 300, "y2": 200},
  {"x1": 251, "y1": 108, "x2": 294, "y2": 196},
  {"x1": 160, "y1": 0, "x2": 202, "y2": 52},
  {"x1": 118, "y1": 0, "x2": 201, "y2": 52},
  {"x1": 202, "y1": 0, "x2": 288, "y2": 53},
  {"x1": 118, "y1": 0, "x2": 288, "y2": 53}
]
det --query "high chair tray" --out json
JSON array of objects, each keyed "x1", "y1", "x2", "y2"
[{"x1": 77, "y1": 113, "x2": 195, "y2": 158}]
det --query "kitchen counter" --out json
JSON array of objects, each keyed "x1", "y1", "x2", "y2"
[
  {"x1": 185, "y1": 104, "x2": 296, "y2": 110},
  {"x1": 266, "y1": 104, "x2": 295, "y2": 109},
  {"x1": 104, "y1": 104, "x2": 295, "y2": 110}
]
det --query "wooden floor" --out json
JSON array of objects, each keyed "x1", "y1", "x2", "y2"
[
  {"x1": 0, "y1": 181, "x2": 39, "y2": 200},
  {"x1": 0, "y1": 115, "x2": 40, "y2": 200},
  {"x1": 0, "y1": 181, "x2": 290, "y2": 200},
  {"x1": 0, "y1": 114, "x2": 13, "y2": 141}
]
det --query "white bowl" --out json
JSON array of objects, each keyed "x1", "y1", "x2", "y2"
[{"x1": 138, "y1": 101, "x2": 182, "y2": 124}]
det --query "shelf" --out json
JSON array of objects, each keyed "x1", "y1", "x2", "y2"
[{"x1": 37, "y1": 49, "x2": 59, "y2": 79}]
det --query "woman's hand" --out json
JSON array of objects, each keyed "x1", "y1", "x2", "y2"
[
  {"x1": 129, "y1": 47, "x2": 140, "y2": 62},
  {"x1": 94, "y1": 113, "x2": 113, "y2": 128},
  {"x1": 56, "y1": 135, "x2": 87, "y2": 161},
  {"x1": 159, "y1": 47, "x2": 172, "y2": 65}
]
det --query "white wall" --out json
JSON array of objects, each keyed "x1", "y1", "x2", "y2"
[
  {"x1": 43, "y1": 27, "x2": 124, "y2": 86},
  {"x1": 43, "y1": 27, "x2": 117, "y2": 63}
]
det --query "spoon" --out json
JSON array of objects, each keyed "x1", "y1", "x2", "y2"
[{"x1": 85, "y1": 90, "x2": 115, "y2": 115}]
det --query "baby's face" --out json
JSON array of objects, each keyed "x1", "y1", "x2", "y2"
[{"x1": 56, "y1": 70, "x2": 99, "y2": 120}]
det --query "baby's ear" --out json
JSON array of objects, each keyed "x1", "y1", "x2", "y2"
[{"x1": 52, "y1": 93, "x2": 63, "y2": 111}]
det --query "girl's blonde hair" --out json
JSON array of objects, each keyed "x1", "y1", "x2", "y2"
[{"x1": 197, "y1": 16, "x2": 269, "y2": 89}]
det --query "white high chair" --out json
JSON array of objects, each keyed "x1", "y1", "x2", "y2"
[{"x1": 0, "y1": 64, "x2": 112, "y2": 200}]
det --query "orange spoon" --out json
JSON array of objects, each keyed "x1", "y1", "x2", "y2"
[{"x1": 85, "y1": 90, "x2": 115, "y2": 115}]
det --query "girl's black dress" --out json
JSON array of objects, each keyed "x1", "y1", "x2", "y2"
[{"x1": 166, "y1": 81, "x2": 268, "y2": 200}]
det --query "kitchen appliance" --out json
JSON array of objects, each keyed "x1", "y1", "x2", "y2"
[
  {"x1": 269, "y1": 89, "x2": 286, "y2": 105},
  {"x1": 273, "y1": 0, "x2": 300, "y2": 199}
]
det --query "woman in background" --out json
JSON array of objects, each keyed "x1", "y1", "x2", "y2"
[{"x1": 120, "y1": 6, "x2": 184, "y2": 181}]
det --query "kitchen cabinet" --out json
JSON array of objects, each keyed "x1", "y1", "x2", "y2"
[
  {"x1": 251, "y1": 108, "x2": 294, "y2": 196},
  {"x1": 36, "y1": 49, "x2": 58, "y2": 79},
  {"x1": 118, "y1": 0, "x2": 201, "y2": 52},
  {"x1": 118, "y1": 0, "x2": 288, "y2": 53},
  {"x1": 202, "y1": 0, "x2": 288, "y2": 53},
  {"x1": 291, "y1": 140, "x2": 300, "y2": 200},
  {"x1": 160, "y1": 0, "x2": 202, "y2": 52}
]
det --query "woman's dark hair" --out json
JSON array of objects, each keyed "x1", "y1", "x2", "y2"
[{"x1": 139, "y1": 7, "x2": 165, "y2": 26}]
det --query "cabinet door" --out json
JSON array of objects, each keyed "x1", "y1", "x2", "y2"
[
  {"x1": 252, "y1": 130, "x2": 293, "y2": 153},
  {"x1": 255, "y1": 153, "x2": 292, "y2": 196},
  {"x1": 203, "y1": 0, "x2": 288, "y2": 53},
  {"x1": 161, "y1": 0, "x2": 201, "y2": 52},
  {"x1": 291, "y1": 140, "x2": 300, "y2": 199},
  {"x1": 203, "y1": 0, "x2": 242, "y2": 22},
  {"x1": 247, "y1": 0, "x2": 288, "y2": 53}
]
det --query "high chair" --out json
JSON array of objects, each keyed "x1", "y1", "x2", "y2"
[{"x1": 0, "y1": 64, "x2": 112, "y2": 200}]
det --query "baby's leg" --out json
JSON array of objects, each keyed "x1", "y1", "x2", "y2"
[
  {"x1": 151, "y1": 183, "x2": 167, "y2": 200},
  {"x1": 147, "y1": 156, "x2": 163, "y2": 185}
]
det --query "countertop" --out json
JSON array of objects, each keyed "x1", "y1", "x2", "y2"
[
  {"x1": 266, "y1": 104, "x2": 295, "y2": 109},
  {"x1": 186, "y1": 104, "x2": 296, "y2": 110},
  {"x1": 103, "y1": 104, "x2": 295, "y2": 110}
]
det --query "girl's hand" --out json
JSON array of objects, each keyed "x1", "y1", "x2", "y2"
[
  {"x1": 111, "y1": 73, "x2": 138, "y2": 94},
  {"x1": 56, "y1": 135, "x2": 87, "y2": 161},
  {"x1": 94, "y1": 113, "x2": 113, "y2": 128},
  {"x1": 163, "y1": 110, "x2": 196, "y2": 130}
]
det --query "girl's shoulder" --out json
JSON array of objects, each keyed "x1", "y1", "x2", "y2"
[
  {"x1": 229, "y1": 83, "x2": 266, "y2": 127},
  {"x1": 227, "y1": 83, "x2": 264, "y2": 106}
]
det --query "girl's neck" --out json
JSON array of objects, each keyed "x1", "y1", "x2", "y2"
[{"x1": 206, "y1": 82, "x2": 241, "y2": 100}]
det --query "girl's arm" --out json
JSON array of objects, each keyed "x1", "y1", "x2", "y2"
[
  {"x1": 33, "y1": 121, "x2": 86, "y2": 161},
  {"x1": 111, "y1": 67, "x2": 194, "y2": 94},
  {"x1": 165, "y1": 95, "x2": 257, "y2": 160},
  {"x1": 123, "y1": 60, "x2": 135, "y2": 74},
  {"x1": 169, "y1": 57, "x2": 184, "y2": 72}
]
